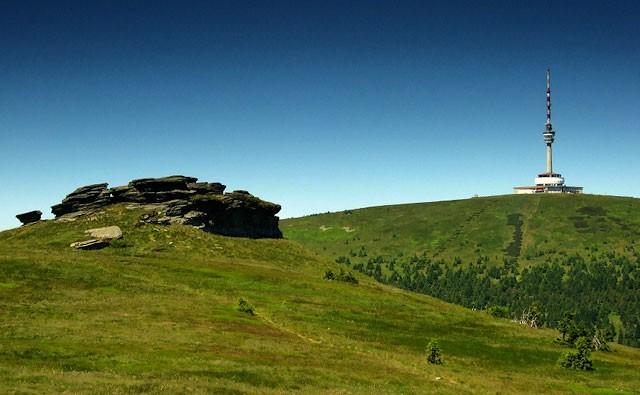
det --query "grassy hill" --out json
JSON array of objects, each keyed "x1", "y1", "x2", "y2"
[
  {"x1": 281, "y1": 194, "x2": 640, "y2": 266},
  {"x1": 1, "y1": 204, "x2": 640, "y2": 393},
  {"x1": 281, "y1": 193, "x2": 640, "y2": 348}
]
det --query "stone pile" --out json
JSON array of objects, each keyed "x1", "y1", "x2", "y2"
[
  {"x1": 15, "y1": 210, "x2": 42, "y2": 225},
  {"x1": 51, "y1": 175, "x2": 282, "y2": 239}
]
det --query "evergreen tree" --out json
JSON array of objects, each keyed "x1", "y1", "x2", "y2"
[
  {"x1": 426, "y1": 340, "x2": 443, "y2": 365},
  {"x1": 559, "y1": 337, "x2": 593, "y2": 370}
]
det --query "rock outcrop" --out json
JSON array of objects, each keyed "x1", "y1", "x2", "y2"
[
  {"x1": 52, "y1": 176, "x2": 282, "y2": 238},
  {"x1": 16, "y1": 210, "x2": 42, "y2": 225},
  {"x1": 51, "y1": 183, "x2": 111, "y2": 217}
]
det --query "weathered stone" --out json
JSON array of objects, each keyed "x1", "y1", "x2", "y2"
[
  {"x1": 192, "y1": 192, "x2": 282, "y2": 238},
  {"x1": 62, "y1": 190, "x2": 105, "y2": 204},
  {"x1": 139, "y1": 190, "x2": 196, "y2": 203},
  {"x1": 85, "y1": 226, "x2": 123, "y2": 241},
  {"x1": 109, "y1": 185, "x2": 131, "y2": 194},
  {"x1": 70, "y1": 239, "x2": 110, "y2": 250},
  {"x1": 69, "y1": 183, "x2": 109, "y2": 195},
  {"x1": 56, "y1": 210, "x2": 91, "y2": 222},
  {"x1": 129, "y1": 175, "x2": 198, "y2": 192},
  {"x1": 155, "y1": 216, "x2": 172, "y2": 225},
  {"x1": 116, "y1": 189, "x2": 147, "y2": 203},
  {"x1": 128, "y1": 203, "x2": 165, "y2": 211},
  {"x1": 109, "y1": 186, "x2": 137, "y2": 201},
  {"x1": 52, "y1": 175, "x2": 282, "y2": 238},
  {"x1": 164, "y1": 200, "x2": 193, "y2": 216},
  {"x1": 52, "y1": 182, "x2": 111, "y2": 217},
  {"x1": 16, "y1": 210, "x2": 42, "y2": 225},
  {"x1": 187, "y1": 182, "x2": 226, "y2": 194},
  {"x1": 182, "y1": 211, "x2": 208, "y2": 228}
]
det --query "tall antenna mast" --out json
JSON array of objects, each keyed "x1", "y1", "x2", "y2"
[
  {"x1": 546, "y1": 69, "x2": 552, "y2": 127},
  {"x1": 543, "y1": 68, "x2": 556, "y2": 174}
]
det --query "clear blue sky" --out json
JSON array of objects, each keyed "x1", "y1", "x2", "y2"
[{"x1": 1, "y1": 1, "x2": 639, "y2": 230}]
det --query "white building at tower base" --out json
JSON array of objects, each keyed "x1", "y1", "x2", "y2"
[{"x1": 513, "y1": 173, "x2": 583, "y2": 194}]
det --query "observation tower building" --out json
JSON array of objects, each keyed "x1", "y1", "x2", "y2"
[{"x1": 513, "y1": 69, "x2": 583, "y2": 194}]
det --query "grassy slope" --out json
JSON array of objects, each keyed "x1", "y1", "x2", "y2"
[
  {"x1": 281, "y1": 194, "x2": 640, "y2": 266},
  {"x1": 0, "y1": 205, "x2": 639, "y2": 394}
]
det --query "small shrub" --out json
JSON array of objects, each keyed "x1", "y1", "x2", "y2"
[
  {"x1": 335, "y1": 256, "x2": 351, "y2": 265},
  {"x1": 426, "y1": 340, "x2": 443, "y2": 365},
  {"x1": 559, "y1": 337, "x2": 593, "y2": 370},
  {"x1": 337, "y1": 269, "x2": 359, "y2": 284},
  {"x1": 323, "y1": 270, "x2": 336, "y2": 280},
  {"x1": 323, "y1": 269, "x2": 358, "y2": 284},
  {"x1": 237, "y1": 298, "x2": 255, "y2": 315},
  {"x1": 487, "y1": 306, "x2": 510, "y2": 319}
]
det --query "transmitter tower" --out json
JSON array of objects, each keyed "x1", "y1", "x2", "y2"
[{"x1": 513, "y1": 69, "x2": 583, "y2": 194}]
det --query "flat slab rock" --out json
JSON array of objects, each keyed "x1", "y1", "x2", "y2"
[
  {"x1": 86, "y1": 226, "x2": 123, "y2": 241},
  {"x1": 70, "y1": 226, "x2": 123, "y2": 250},
  {"x1": 70, "y1": 239, "x2": 110, "y2": 250},
  {"x1": 129, "y1": 175, "x2": 198, "y2": 192}
]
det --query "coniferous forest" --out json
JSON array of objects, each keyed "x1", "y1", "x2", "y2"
[{"x1": 336, "y1": 250, "x2": 640, "y2": 347}]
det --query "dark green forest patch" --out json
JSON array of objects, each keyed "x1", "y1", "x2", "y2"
[
  {"x1": 577, "y1": 206, "x2": 607, "y2": 216},
  {"x1": 505, "y1": 213, "x2": 523, "y2": 258}
]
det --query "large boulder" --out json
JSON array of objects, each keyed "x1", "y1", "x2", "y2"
[
  {"x1": 69, "y1": 226, "x2": 123, "y2": 251},
  {"x1": 16, "y1": 210, "x2": 42, "y2": 225},
  {"x1": 86, "y1": 226, "x2": 123, "y2": 241}
]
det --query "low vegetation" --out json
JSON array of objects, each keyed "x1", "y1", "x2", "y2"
[
  {"x1": 559, "y1": 337, "x2": 594, "y2": 371},
  {"x1": 323, "y1": 268, "x2": 359, "y2": 284},
  {"x1": 1, "y1": 204, "x2": 640, "y2": 393},
  {"x1": 282, "y1": 194, "x2": 640, "y2": 348},
  {"x1": 238, "y1": 298, "x2": 256, "y2": 315},
  {"x1": 426, "y1": 340, "x2": 443, "y2": 365}
]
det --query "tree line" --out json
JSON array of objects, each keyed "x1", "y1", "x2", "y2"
[{"x1": 336, "y1": 250, "x2": 640, "y2": 347}]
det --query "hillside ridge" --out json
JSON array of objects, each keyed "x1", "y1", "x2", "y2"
[
  {"x1": 1, "y1": 203, "x2": 640, "y2": 393},
  {"x1": 282, "y1": 194, "x2": 640, "y2": 263},
  {"x1": 282, "y1": 193, "x2": 640, "y2": 348}
]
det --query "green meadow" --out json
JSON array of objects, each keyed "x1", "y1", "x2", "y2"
[
  {"x1": 1, "y1": 203, "x2": 639, "y2": 393},
  {"x1": 281, "y1": 194, "x2": 640, "y2": 266}
]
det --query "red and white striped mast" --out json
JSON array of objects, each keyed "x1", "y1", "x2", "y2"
[{"x1": 542, "y1": 69, "x2": 556, "y2": 174}]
